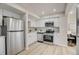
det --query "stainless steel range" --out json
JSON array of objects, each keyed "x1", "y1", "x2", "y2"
[{"x1": 43, "y1": 29, "x2": 54, "y2": 42}]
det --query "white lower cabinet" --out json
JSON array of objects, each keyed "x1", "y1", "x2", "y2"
[
  {"x1": 77, "y1": 36, "x2": 79, "y2": 55},
  {"x1": 37, "y1": 33, "x2": 43, "y2": 42},
  {"x1": 0, "y1": 36, "x2": 5, "y2": 55},
  {"x1": 28, "y1": 32, "x2": 37, "y2": 45},
  {"x1": 28, "y1": 19, "x2": 37, "y2": 27}
]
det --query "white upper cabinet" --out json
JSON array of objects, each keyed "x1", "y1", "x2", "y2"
[
  {"x1": 40, "y1": 20, "x2": 45, "y2": 27},
  {"x1": 54, "y1": 18, "x2": 59, "y2": 27},
  {"x1": 3, "y1": 9, "x2": 20, "y2": 18},
  {"x1": 28, "y1": 19, "x2": 45, "y2": 27},
  {"x1": 36, "y1": 20, "x2": 45, "y2": 27},
  {"x1": 28, "y1": 18, "x2": 37, "y2": 27},
  {"x1": 31, "y1": 21, "x2": 37, "y2": 27}
]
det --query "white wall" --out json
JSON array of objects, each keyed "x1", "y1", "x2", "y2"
[{"x1": 56, "y1": 17, "x2": 67, "y2": 46}]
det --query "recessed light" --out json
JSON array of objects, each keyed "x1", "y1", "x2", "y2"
[
  {"x1": 41, "y1": 11, "x2": 45, "y2": 15},
  {"x1": 53, "y1": 9, "x2": 56, "y2": 12},
  {"x1": 69, "y1": 11, "x2": 73, "y2": 14},
  {"x1": 78, "y1": 5, "x2": 79, "y2": 7}
]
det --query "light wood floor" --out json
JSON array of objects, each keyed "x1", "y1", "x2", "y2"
[{"x1": 18, "y1": 42, "x2": 76, "y2": 55}]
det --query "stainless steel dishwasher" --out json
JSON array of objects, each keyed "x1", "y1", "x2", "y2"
[{"x1": 37, "y1": 32, "x2": 44, "y2": 43}]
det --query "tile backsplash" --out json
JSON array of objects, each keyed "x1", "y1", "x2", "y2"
[{"x1": 28, "y1": 27, "x2": 55, "y2": 33}]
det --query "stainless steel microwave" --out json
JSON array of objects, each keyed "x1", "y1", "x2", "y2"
[{"x1": 45, "y1": 22, "x2": 54, "y2": 27}]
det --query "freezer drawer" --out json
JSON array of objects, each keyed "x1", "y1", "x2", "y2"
[
  {"x1": 7, "y1": 32, "x2": 16, "y2": 55},
  {"x1": 15, "y1": 32, "x2": 24, "y2": 54},
  {"x1": 7, "y1": 31, "x2": 24, "y2": 55},
  {"x1": 37, "y1": 33, "x2": 43, "y2": 42}
]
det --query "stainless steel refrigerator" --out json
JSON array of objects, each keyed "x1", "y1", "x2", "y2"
[{"x1": 1, "y1": 17, "x2": 24, "y2": 55}]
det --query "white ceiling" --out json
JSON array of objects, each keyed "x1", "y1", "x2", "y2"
[{"x1": 17, "y1": 3, "x2": 66, "y2": 17}]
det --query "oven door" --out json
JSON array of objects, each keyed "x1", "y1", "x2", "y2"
[{"x1": 43, "y1": 35, "x2": 53, "y2": 42}]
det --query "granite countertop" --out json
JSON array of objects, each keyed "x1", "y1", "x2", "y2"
[
  {"x1": 37, "y1": 32, "x2": 45, "y2": 34},
  {"x1": 37, "y1": 32, "x2": 54, "y2": 36},
  {"x1": 44, "y1": 33, "x2": 54, "y2": 36}
]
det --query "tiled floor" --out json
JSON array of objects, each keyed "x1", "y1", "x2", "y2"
[{"x1": 18, "y1": 42, "x2": 76, "y2": 55}]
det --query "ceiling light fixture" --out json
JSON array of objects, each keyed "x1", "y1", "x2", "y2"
[
  {"x1": 41, "y1": 11, "x2": 45, "y2": 15},
  {"x1": 69, "y1": 11, "x2": 73, "y2": 14},
  {"x1": 53, "y1": 9, "x2": 56, "y2": 12},
  {"x1": 77, "y1": 5, "x2": 79, "y2": 7}
]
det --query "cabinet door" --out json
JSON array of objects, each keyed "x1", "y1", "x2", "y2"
[
  {"x1": 54, "y1": 18, "x2": 59, "y2": 27},
  {"x1": 30, "y1": 20, "x2": 35, "y2": 27},
  {"x1": 40, "y1": 21, "x2": 45, "y2": 27},
  {"x1": 30, "y1": 21, "x2": 33, "y2": 27},
  {"x1": 28, "y1": 32, "x2": 37, "y2": 45},
  {"x1": 33, "y1": 32, "x2": 37, "y2": 42},
  {"x1": 30, "y1": 20, "x2": 36, "y2": 27},
  {"x1": 34, "y1": 21, "x2": 37, "y2": 27},
  {"x1": 37, "y1": 34, "x2": 43, "y2": 41},
  {"x1": 36, "y1": 20, "x2": 45, "y2": 27},
  {"x1": 0, "y1": 36, "x2": 5, "y2": 55},
  {"x1": 36, "y1": 21, "x2": 40, "y2": 27},
  {"x1": 27, "y1": 35, "x2": 31, "y2": 45},
  {"x1": 77, "y1": 37, "x2": 79, "y2": 54},
  {"x1": 32, "y1": 21, "x2": 36, "y2": 27}
]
